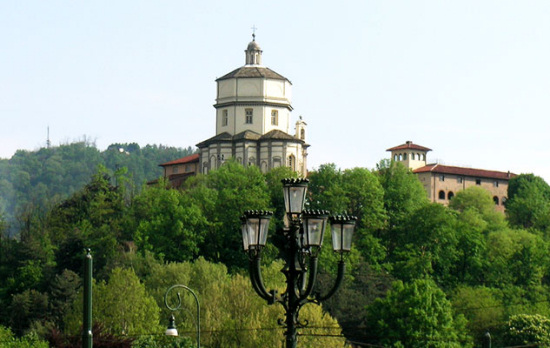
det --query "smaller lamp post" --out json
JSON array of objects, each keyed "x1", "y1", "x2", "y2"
[
  {"x1": 242, "y1": 178, "x2": 356, "y2": 348},
  {"x1": 164, "y1": 284, "x2": 200, "y2": 348}
]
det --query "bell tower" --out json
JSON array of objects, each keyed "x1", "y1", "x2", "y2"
[{"x1": 386, "y1": 141, "x2": 431, "y2": 170}]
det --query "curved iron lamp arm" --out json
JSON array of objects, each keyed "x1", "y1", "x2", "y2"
[
  {"x1": 315, "y1": 259, "x2": 346, "y2": 302},
  {"x1": 164, "y1": 284, "x2": 200, "y2": 348},
  {"x1": 249, "y1": 254, "x2": 278, "y2": 303},
  {"x1": 298, "y1": 256, "x2": 318, "y2": 302}
]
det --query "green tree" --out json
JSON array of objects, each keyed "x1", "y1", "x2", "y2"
[
  {"x1": 449, "y1": 186, "x2": 507, "y2": 232},
  {"x1": 8, "y1": 289, "x2": 49, "y2": 337},
  {"x1": 451, "y1": 210, "x2": 487, "y2": 285},
  {"x1": 48, "y1": 269, "x2": 81, "y2": 331},
  {"x1": 47, "y1": 166, "x2": 126, "y2": 275},
  {"x1": 504, "y1": 314, "x2": 550, "y2": 347},
  {"x1": 318, "y1": 260, "x2": 394, "y2": 344},
  {"x1": 143, "y1": 258, "x2": 345, "y2": 347},
  {"x1": 484, "y1": 229, "x2": 548, "y2": 288},
  {"x1": 129, "y1": 182, "x2": 208, "y2": 262},
  {"x1": 340, "y1": 167, "x2": 387, "y2": 232},
  {"x1": 65, "y1": 267, "x2": 160, "y2": 336},
  {"x1": 366, "y1": 278, "x2": 471, "y2": 347},
  {"x1": 376, "y1": 160, "x2": 428, "y2": 253},
  {"x1": 306, "y1": 163, "x2": 347, "y2": 212},
  {"x1": 506, "y1": 174, "x2": 550, "y2": 233},
  {"x1": 307, "y1": 165, "x2": 387, "y2": 265},
  {"x1": 451, "y1": 286, "x2": 504, "y2": 344},
  {"x1": 185, "y1": 160, "x2": 270, "y2": 270},
  {"x1": 392, "y1": 203, "x2": 459, "y2": 286},
  {"x1": 0, "y1": 325, "x2": 49, "y2": 348},
  {"x1": 3, "y1": 259, "x2": 45, "y2": 300},
  {"x1": 96, "y1": 267, "x2": 160, "y2": 336}
]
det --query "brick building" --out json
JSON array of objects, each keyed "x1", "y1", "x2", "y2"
[{"x1": 387, "y1": 141, "x2": 515, "y2": 212}]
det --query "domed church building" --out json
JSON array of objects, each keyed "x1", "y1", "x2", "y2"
[
  {"x1": 158, "y1": 35, "x2": 309, "y2": 187},
  {"x1": 196, "y1": 34, "x2": 309, "y2": 176}
]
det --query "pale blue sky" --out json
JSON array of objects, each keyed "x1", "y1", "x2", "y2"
[{"x1": 1, "y1": 1, "x2": 549, "y2": 182}]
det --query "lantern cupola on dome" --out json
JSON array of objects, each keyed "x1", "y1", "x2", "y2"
[{"x1": 245, "y1": 33, "x2": 262, "y2": 65}]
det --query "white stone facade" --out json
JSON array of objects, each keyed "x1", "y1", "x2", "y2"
[{"x1": 197, "y1": 35, "x2": 308, "y2": 177}]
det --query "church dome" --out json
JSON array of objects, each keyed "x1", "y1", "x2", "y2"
[{"x1": 247, "y1": 39, "x2": 261, "y2": 51}]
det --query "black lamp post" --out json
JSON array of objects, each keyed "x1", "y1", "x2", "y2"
[{"x1": 242, "y1": 178, "x2": 356, "y2": 348}]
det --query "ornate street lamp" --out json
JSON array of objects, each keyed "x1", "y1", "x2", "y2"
[
  {"x1": 242, "y1": 178, "x2": 356, "y2": 348},
  {"x1": 164, "y1": 284, "x2": 200, "y2": 348}
]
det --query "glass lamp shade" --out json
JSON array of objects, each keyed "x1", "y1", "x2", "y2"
[
  {"x1": 165, "y1": 315, "x2": 178, "y2": 336},
  {"x1": 240, "y1": 216, "x2": 249, "y2": 251},
  {"x1": 329, "y1": 215, "x2": 357, "y2": 252},
  {"x1": 243, "y1": 210, "x2": 273, "y2": 249},
  {"x1": 302, "y1": 210, "x2": 330, "y2": 248},
  {"x1": 282, "y1": 178, "x2": 309, "y2": 215}
]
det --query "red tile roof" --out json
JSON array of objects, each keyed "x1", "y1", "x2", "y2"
[
  {"x1": 159, "y1": 153, "x2": 200, "y2": 167},
  {"x1": 387, "y1": 141, "x2": 432, "y2": 152},
  {"x1": 414, "y1": 164, "x2": 516, "y2": 180}
]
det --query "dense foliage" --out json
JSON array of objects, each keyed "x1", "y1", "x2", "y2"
[
  {"x1": 2, "y1": 144, "x2": 550, "y2": 347},
  {"x1": 0, "y1": 140, "x2": 194, "y2": 236}
]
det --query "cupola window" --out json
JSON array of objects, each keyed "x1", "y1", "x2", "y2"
[
  {"x1": 222, "y1": 110, "x2": 228, "y2": 127},
  {"x1": 271, "y1": 110, "x2": 278, "y2": 125},
  {"x1": 245, "y1": 109, "x2": 253, "y2": 124}
]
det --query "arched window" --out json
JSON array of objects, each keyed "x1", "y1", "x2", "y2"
[
  {"x1": 300, "y1": 129, "x2": 305, "y2": 140},
  {"x1": 448, "y1": 191, "x2": 454, "y2": 200},
  {"x1": 493, "y1": 196, "x2": 499, "y2": 205},
  {"x1": 394, "y1": 154, "x2": 398, "y2": 161},
  {"x1": 438, "y1": 190, "x2": 446, "y2": 200},
  {"x1": 288, "y1": 155, "x2": 296, "y2": 171},
  {"x1": 209, "y1": 155, "x2": 216, "y2": 170},
  {"x1": 411, "y1": 153, "x2": 415, "y2": 160},
  {"x1": 422, "y1": 154, "x2": 426, "y2": 161},
  {"x1": 403, "y1": 153, "x2": 407, "y2": 160},
  {"x1": 418, "y1": 153, "x2": 421, "y2": 160},
  {"x1": 399, "y1": 154, "x2": 402, "y2": 161}
]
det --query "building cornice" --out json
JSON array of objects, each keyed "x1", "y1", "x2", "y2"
[{"x1": 214, "y1": 101, "x2": 293, "y2": 111}]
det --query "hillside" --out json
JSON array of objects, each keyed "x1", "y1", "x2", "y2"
[{"x1": 0, "y1": 141, "x2": 194, "y2": 234}]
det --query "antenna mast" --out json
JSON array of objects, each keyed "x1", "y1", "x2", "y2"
[{"x1": 47, "y1": 126, "x2": 51, "y2": 148}]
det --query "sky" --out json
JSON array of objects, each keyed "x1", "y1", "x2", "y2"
[{"x1": 1, "y1": 1, "x2": 550, "y2": 182}]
